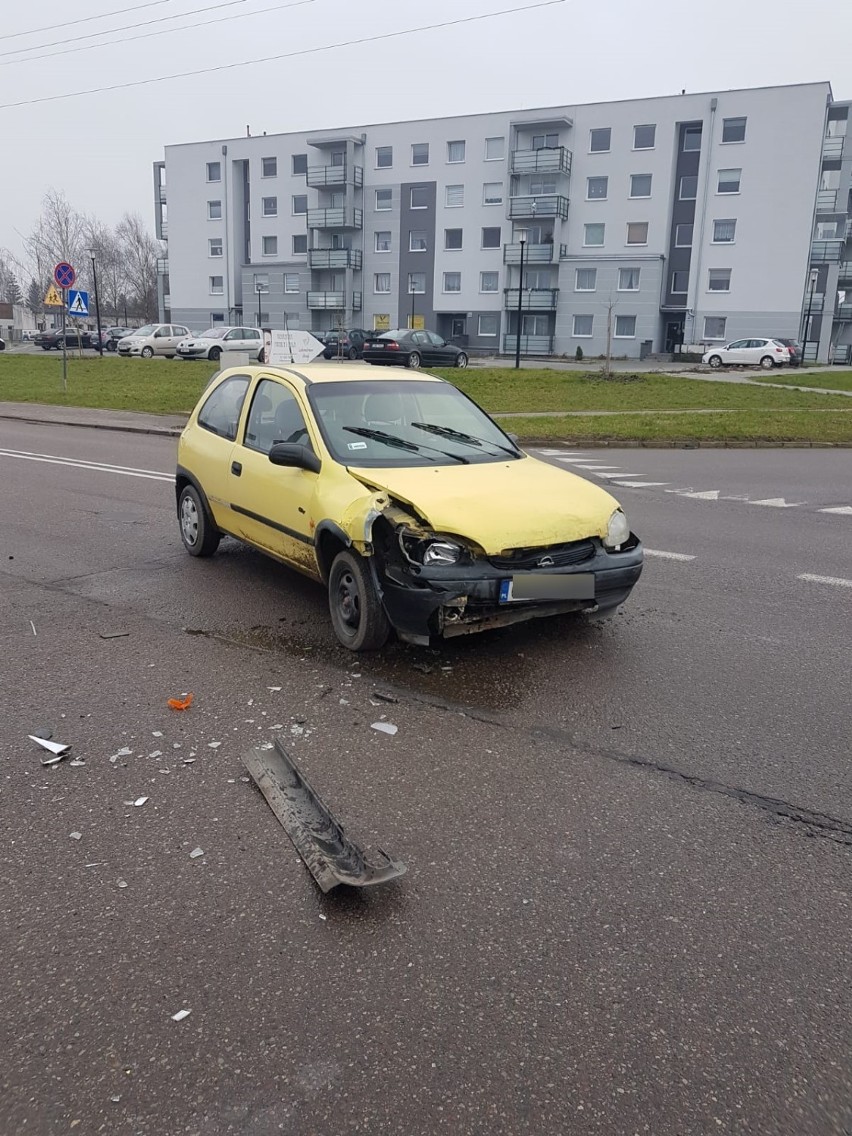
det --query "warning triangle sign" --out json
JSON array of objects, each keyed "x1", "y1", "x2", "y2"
[{"x1": 44, "y1": 284, "x2": 63, "y2": 307}]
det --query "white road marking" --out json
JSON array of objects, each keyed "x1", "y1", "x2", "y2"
[
  {"x1": 669, "y1": 489, "x2": 721, "y2": 500},
  {"x1": 644, "y1": 549, "x2": 696, "y2": 561},
  {"x1": 820, "y1": 506, "x2": 852, "y2": 515},
  {"x1": 0, "y1": 447, "x2": 173, "y2": 483},
  {"x1": 570, "y1": 464, "x2": 622, "y2": 470},
  {"x1": 611, "y1": 481, "x2": 669, "y2": 488},
  {"x1": 556, "y1": 456, "x2": 593, "y2": 463},
  {"x1": 749, "y1": 498, "x2": 803, "y2": 508},
  {"x1": 798, "y1": 573, "x2": 852, "y2": 589},
  {"x1": 535, "y1": 448, "x2": 585, "y2": 456}
]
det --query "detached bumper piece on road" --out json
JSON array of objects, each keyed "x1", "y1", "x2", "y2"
[{"x1": 241, "y1": 740, "x2": 407, "y2": 893}]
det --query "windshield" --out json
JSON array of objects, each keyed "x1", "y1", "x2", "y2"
[
  {"x1": 307, "y1": 379, "x2": 523, "y2": 468},
  {"x1": 198, "y1": 327, "x2": 227, "y2": 339},
  {"x1": 133, "y1": 324, "x2": 157, "y2": 337}
]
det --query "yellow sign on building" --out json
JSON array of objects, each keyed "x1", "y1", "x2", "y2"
[
  {"x1": 373, "y1": 313, "x2": 390, "y2": 331},
  {"x1": 408, "y1": 315, "x2": 425, "y2": 330},
  {"x1": 44, "y1": 284, "x2": 63, "y2": 307}
]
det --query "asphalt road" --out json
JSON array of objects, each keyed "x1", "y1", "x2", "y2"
[{"x1": 1, "y1": 420, "x2": 850, "y2": 1136}]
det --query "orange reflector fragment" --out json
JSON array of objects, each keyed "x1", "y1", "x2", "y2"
[{"x1": 167, "y1": 693, "x2": 194, "y2": 711}]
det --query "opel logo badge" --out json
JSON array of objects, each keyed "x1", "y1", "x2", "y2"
[{"x1": 538, "y1": 556, "x2": 555, "y2": 568}]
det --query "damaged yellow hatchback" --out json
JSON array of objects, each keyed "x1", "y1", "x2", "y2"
[{"x1": 176, "y1": 364, "x2": 643, "y2": 650}]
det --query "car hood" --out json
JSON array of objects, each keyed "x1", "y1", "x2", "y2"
[
  {"x1": 180, "y1": 337, "x2": 215, "y2": 347},
  {"x1": 346, "y1": 455, "x2": 620, "y2": 552}
]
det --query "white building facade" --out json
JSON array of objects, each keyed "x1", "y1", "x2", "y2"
[{"x1": 154, "y1": 82, "x2": 851, "y2": 361}]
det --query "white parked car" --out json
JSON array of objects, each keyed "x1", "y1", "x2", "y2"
[
  {"x1": 176, "y1": 326, "x2": 264, "y2": 363},
  {"x1": 702, "y1": 338, "x2": 791, "y2": 370},
  {"x1": 117, "y1": 323, "x2": 191, "y2": 358}
]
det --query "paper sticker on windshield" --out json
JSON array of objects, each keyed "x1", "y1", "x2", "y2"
[{"x1": 347, "y1": 442, "x2": 368, "y2": 450}]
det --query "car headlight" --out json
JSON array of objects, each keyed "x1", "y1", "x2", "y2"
[
  {"x1": 604, "y1": 509, "x2": 630, "y2": 550},
  {"x1": 399, "y1": 529, "x2": 464, "y2": 566}
]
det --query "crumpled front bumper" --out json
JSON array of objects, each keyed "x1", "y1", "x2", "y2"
[{"x1": 374, "y1": 539, "x2": 643, "y2": 645}]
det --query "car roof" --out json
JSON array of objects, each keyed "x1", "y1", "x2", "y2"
[{"x1": 215, "y1": 362, "x2": 447, "y2": 388}]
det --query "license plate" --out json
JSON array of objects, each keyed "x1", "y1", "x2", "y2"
[
  {"x1": 499, "y1": 574, "x2": 595, "y2": 603},
  {"x1": 371, "y1": 343, "x2": 383, "y2": 349}
]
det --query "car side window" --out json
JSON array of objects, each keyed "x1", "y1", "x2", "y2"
[
  {"x1": 412, "y1": 331, "x2": 429, "y2": 346},
  {"x1": 197, "y1": 375, "x2": 251, "y2": 441},
  {"x1": 224, "y1": 329, "x2": 240, "y2": 341},
  {"x1": 426, "y1": 331, "x2": 444, "y2": 346},
  {"x1": 244, "y1": 378, "x2": 311, "y2": 454},
  {"x1": 727, "y1": 340, "x2": 746, "y2": 349}
]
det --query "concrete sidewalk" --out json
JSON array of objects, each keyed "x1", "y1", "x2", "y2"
[{"x1": 0, "y1": 400, "x2": 187, "y2": 437}]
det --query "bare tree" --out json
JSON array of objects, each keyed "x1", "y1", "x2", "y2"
[
  {"x1": 26, "y1": 278, "x2": 43, "y2": 322},
  {"x1": 23, "y1": 190, "x2": 90, "y2": 288},
  {"x1": 602, "y1": 294, "x2": 618, "y2": 378},
  {"x1": 116, "y1": 213, "x2": 162, "y2": 321},
  {"x1": 84, "y1": 219, "x2": 125, "y2": 322}
]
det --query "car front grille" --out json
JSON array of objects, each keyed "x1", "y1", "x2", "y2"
[{"x1": 489, "y1": 538, "x2": 597, "y2": 571}]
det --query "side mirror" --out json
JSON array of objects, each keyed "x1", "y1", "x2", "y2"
[{"x1": 268, "y1": 442, "x2": 321, "y2": 474}]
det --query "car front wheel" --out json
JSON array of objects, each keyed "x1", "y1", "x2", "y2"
[
  {"x1": 328, "y1": 550, "x2": 390, "y2": 651},
  {"x1": 141, "y1": 346, "x2": 154, "y2": 358},
  {"x1": 707, "y1": 355, "x2": 723, "y2": 368},
  {"x1": 406, "y1": 351, "x2": 422, "y2": 370},
  {"x1": 208, "y1": 347, "x2": 221, "y2": 362},
  {"x1": 178, "y1": 484, "x2": 220, "y2": 557},
  {"x1": 760, "y1": 355, "x2": 775, "y2": 370},
  {"x1": 455, "y1": 352, "x2": 468, "y2": 369}
]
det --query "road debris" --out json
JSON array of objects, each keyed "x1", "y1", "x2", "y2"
[
  {"x1": 69, "y1": 759, "x2": 86, "y2": 767},
  {"x1": 207, "y1": 741, "x2": 221, "y2": 749},
  {"x1": 29, "y1": 620, "x2": 37, "y2": 636},
  {"x1": 371, "y1": 722, "x2": 398, "y2": 736},
  {"x1": 69, "y1": 832, "x2": 82, "y2": 841},
  {"x1": 268, "y1": 686, "x2": 282, "y2": 692},
  {"x1": 29, "y1": 735, "x2": 71, "y2": 764},
  {"x1": 171, "y1": 1009, "x2": 191, "y2": 1022},
  {"x1": 133, "y1": 797, "x2": 149, "y2": 807},
  {"x1": 240, "y1": 739, "x2": 406, "y2": 893},
  {"x1": 149, "y1": 750, "x2": 163, "y2": 759},
  {"x1": 372, "y1": 690, "x2": 398, "y2": 704},
  {"x1": 189, "y1": 847, "x2": 204, "y2": 859},
  {"x1": 152, "y1": 731, "x2": 163, "y2": 738},
  {"x1": 167, "y1": 693, "x2": 194, "y2": 711},
  {"x1": 116, "y1": 879, "x2": 128, "y2": 889},
  {"x1": 99, "y1": 631, "x2": 130, "y2": 640}
]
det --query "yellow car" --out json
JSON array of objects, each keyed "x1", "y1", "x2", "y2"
[{"x1": 176, "y1": 364, "x2": 643, "y2": 650}]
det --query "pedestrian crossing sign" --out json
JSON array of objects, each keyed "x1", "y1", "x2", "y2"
[
  {"x1": 67, "y1": 289, "x2": 89, "y2": 316},
  {"x1": 44, "y1": 284, "x2": 63, "y2": 307}
]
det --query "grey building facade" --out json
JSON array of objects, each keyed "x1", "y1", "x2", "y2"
[{"x1": 155, "y1": 82, "x2": 849, "y2": 361}]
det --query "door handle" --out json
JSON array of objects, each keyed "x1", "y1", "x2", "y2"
[{"x1": 231, "y1": 461, "x2": 242, "y2": 476}]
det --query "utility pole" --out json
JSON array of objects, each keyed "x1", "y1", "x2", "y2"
[{"x1": 88, "y1": 250, "x2": 104, "y2": 356}]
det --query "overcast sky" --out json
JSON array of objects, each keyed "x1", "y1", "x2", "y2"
[{"x1": 1, "y1": 0, "x2": 850, "y2": 263}]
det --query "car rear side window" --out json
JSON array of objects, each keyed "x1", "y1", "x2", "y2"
[
  {"x1": 197, "y1": 375, "x2": 251, "y2": 441},
  {"x1": 243, "y1": 378, "x2": 311, "y2": 453}
]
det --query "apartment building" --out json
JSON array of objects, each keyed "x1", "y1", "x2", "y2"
[{"x1": 154, "y1": 81, "x2": 850, "y2": 361}]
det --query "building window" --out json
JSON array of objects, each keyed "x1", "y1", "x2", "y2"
[
  {"x1": 207, "y1": 200, "x2": 222, "y2": 219},
  {"x1": 375, "y1": 230, "x2": 391, "y2": 252},
  {"x1": 675, "y1": 223, "x2": 693, "y2": 247},
  {"x1": 208, "y1": 238, "x2": 223, "y2": 257},
  {"x1": 816, "y1": 220, "x2": 840, "y2": 240},
  {"x1": 374, "y1": 273, "x2": 391, "y2": 294},
  {"x1": 445, "y1": 184, "x2": 464, "y2": 207},
  {"x1": 679, "y1": 175, "x2": 698, "y2": 200},
  {"x1": 262, "y1": 196, "x2": 277, "y2": 217},
  {"x1": 618, "y1": 267, "x2": 641, "y2": 291},
  {"x1": 206, "y1": 161, "x2": 221, "y2": 182},
  {"x1": 572, "y1": 314, "x2": 594, "y2": 337},
  {"x1": 586, "y1": 176, "x2": 608, "y2": 200},
  {"x1": 284, "y1": 273, "x2": 299, "y2": 293},
  {"x1": 253, "y1": 272, "x2": 269, "y2": 290},
  {"x1": 704, "y1": 316, "x2": 727, "y2": 340},
  {"x1": 262, "y1": 235, "x2": 278, "y2": 256},
  {"x1": 261, "y1": 156, "x2": 277, "y2": 178},
  {"x1": 292, "y1": 154, "x2": 307, "y2": 175},
  {"x1": 210, "y1": 312, "x2": 225, "y2": 324},
  {"x1": 584, "y1": 223, "x2": 605, "y2": 246},
  {"x1": 481, "y1": 226, "x2": 501, "y2": 249},
  {"x1": 375, "y1": 188, "x2": 392, "y2": 211},
  {"x1": 292, "y1": 234, "x2": 307, "y2": 255},
  {"x1": 480, "y1": 271, "x2": 499, "y2": 292},
  {"x1": 683, "y1": 124, "x2": 702, "y2": 151},
  {"x1": 447, "y1": 140, "x2": 466, "y2": 163},
  {"x1": 485, "y1": 136, "x2": 505, "y2": 160},
  {"x1": 409, "y1": 230, "x2": 427, "y2": 252},
  {"x1": 408, "y1": 272, "x2": 425, "y2": 293},
  {"x1": 633, "y1": 124, "x2": 656, "y2": 149},
  {"x1": 376, "y1": 146, "x2": 392, "y2": 168},
  {"x1": 575, "y1": 267, "x2": 597, "y2": 291},
  {"x1": 626, "y1": 222, "x2": 648, "y2": 245},
  {"x1": 722, "y1": 116, "x2": 747, "y2": 144},
  {"x1": 444, "y1": 228, "x2": 463, "y2": 250},
  {"x1": 589, "y1": 127, "x2": 611, "y2": 152},
  {"x1": 410, "y1": 186, "x2": 429, "y2": 209},
  {"x1": 614, "y1": 315, "x2": 636, "y2": 338},
  {"x1": 630, "y1": 173, "x2": 652, "y2": 198},
  {"x1": 708, "y1": 269, "x2": 731, "y2": 292},
  {"x1": 209, "y1": 275, "x2": 224, "y2": 294},
  {"x1": 483, "y1": 182, "x2": 503, "y2": 205},
  {"x1": 671, "y1": 271, "x2": 688, "y2": 294},
  {"x1": 478, "y1": 313, "x2": 499, "y2": 336},
  {"x1": 330, "y1": 150, "x2": 345, "y2": 167},
  {"x1": 443, "y1": 272, "x2": 461, "y2": 293},
  {"x1": 713, "y1": 219, "x2": 737, "y2": 243},
  {"x1": 717, "y1": 168, "x2": 741, "y2": 194},
  {"x1": 292, "y1": 194, "x2": 307, "y2": 215},
  {"x1": 411, "y1": 143, "x2": 429, "y2": 165}
]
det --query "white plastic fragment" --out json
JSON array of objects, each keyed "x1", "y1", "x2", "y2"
[
  {"x1": 29, "y1": 735, "x2": 71, "y2": 756},
  {"x1": 30, "y1": 620, "x2": 37, "y2": 636},
  {"x1": 183, "y1": 757, "x2": 195, "y2": 764},
  {"x1": 371, "y1": 722, "x2": 398, "y2": 736},
  {"x1": 270, "y1": 724, "x2": 284, "y2": 730},
  {"x1": 319, "y1": 913, "x2": 327, "y2": 921},
  {"x1": 69, "y1": 832, "x2": 82, "y2": 840},
  {"x1": 189, "y1": 847, "x2": 204, "y2": 859},
  {"x1": 207, "y1": 741, "x2": 222, "y2": 749},
  {"x1": 171, "y1": 1009, "x2": 191, "y2": 1022},
  {"x1": 268, "y1": 686, "x2": 282, "y2": 692},
  {"x1": 133, "y1": 797, "x2": 149, "y2": 807},
  {"x1": 148, "y1": 750, "x2": 163, "y2": 758},
  {"x1": 152, "y1": 731, "x2": 163, "y2": 737},
  {"x1": 69, "y1": 760, "x2": 86, "y2": 768},
  {"x1": 172, "y1": 742, "x2": 182, "y2": 749},
  {"x1": 116, "y1": 879, "x2": 128, "y2": 888}
]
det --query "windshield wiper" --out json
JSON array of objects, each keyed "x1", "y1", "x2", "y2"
[
  {"x1": 411, "y1": 422, "x2": 520, "y2": 459},
  {"x1": 343, "y1": 427, "x2": 468, "y2": 464}
]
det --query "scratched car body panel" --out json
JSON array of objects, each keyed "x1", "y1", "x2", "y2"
[{"x1": 175, "y1": 363, "x2": 643, "y2": 651}]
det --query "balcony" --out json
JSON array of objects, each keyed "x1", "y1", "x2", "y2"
[
  {"x1": 503, "y1": 288, "x2": 559, "y2": 310},
  {"x1": 503, "y1": 242, "x2": 567, "y2": 264},
  {"x1": 822, "y1": 136, "x2": 844, "y2": 159},
  {"x1": 508, "y1": 194, "x2": 569, "y2": 220},
  {"x1": 306, "y1": 164, "x2": 364, "y2": 188},
  {"x1": 510, "y1": 146, "x2": 572, "y2": 176},
  {"x1": 307, "y1": 207, "x2": 363, "y2": 230},
  {"x1": 501, "y1": 333, "x2": 553, "y2": 355},
  {"x1": 816, "y1": 189, "x2": 838, "y2": 211},
  {"x1": 308, "y1": 248, "x2": 363, "y2": 270},
  {"x1": 847, "y1": 218, "x2": 852, "y2": 240},
  {"x1": 835, "y1": 303, "x2": 852, "y2": 321},
  {"x1": 811, "y1": 239, "x2": 845, "y2": 263},
  {"x1": 839, "y1": 261, "x2": 852, "y2": 281},
  {"x1": 159, "y1": 221, "x2": 168, "y2": 238},
  {"x1": 157, "y1": 185, "x2": 167, "y2": 204},
  {"x1": 307, "y1": 291, "x2": 362, "y2": 311}
]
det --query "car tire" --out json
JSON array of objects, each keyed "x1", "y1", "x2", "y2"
[
  {"x1": 141, "y1": 346, "x2": 154, "y2": 359},
  {"x1": 407, "y1": 351, "x2": 422, "y2": 370},
  {"x1": 347, "y1": 346, "x2": 358, "y2": 360},
  {"x1": 178, "y1": 484, "x2": 220, "y2": 558},
  {"x1": 328, "y1": 550, "x2": 390, "y2": 652},
  {"x1": 760, "y1": 355, "x2": 775, "y2": 370},
  {"x1": 208, "y1": 347, "x2": 222, "y2": 362},
  {"x1": 455, "y1": 352, "x2": 469, "y2": 369},
  {"x1": 707, "y1": 355, "x2": 723, "y2": 369}
]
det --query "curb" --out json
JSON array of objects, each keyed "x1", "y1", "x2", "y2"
[{"x1": 0, "y1": 411, "x2": 184, "y2": 438}]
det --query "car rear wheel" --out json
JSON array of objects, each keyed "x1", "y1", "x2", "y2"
[
  {"x1": 455, "y1": 352, "x2": 469, "y2": 369},
  {"x1": 328, "y1": 550, "x2": 390, "y2": 652},
  {"x1": 407, "y1": 351, "x2": 422, "y2": 370},
  {"x1": 208, "y1": 347, "x2": 222, "y2": 362},
  {"x1": 178, "y1": 484, "x2": 220, "y2": 558},
  {"x1": 141, "y1": 346, "x2": 154, "y2": 359},
  {"x1": 760, "y1": 355, "x2": 775, "y2": 370},
  {"x1": 707, "y1": 355, "x2": 723, "y2": 369}
]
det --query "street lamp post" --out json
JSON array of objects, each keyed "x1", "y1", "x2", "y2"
[
  {"x1": 514, "y1": 229, "x2": 527, "y2": 370},
  {"x1": 87, "y1": 249, "x2": 104, "y2": 356}
]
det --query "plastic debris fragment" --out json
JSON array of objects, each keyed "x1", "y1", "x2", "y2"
[
  {"x1": 99, "y1": 631, "x2": 130, "y2": 640},
  {"x1": 371, "y1": 722, "x2": 398, "y2": 736},
  {"x1": 171, "y1": 1009, "x2": 191, "y2": 1021},
  {"x1": 167, "y1": 693, "x2": 194, "y2": 712},
  {"x1": 116, "y1": 879, "x2": 128, "y2": 889},
  {"x1": 69, "y1": 832, "x2": 82, "y2": 841},
  {"x1": 189, "y1": 847, "x2": 204, "y2": 859},
  {"x1": 207, "y1": 741, "x2": 221, "y2": 749},
  {"x1": 29, "y1": 735, "x2": 70, "y2": 757}
]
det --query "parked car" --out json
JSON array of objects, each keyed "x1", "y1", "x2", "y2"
[
  {"x1": 176, "y1": 326, "x2": 264, "y2": 362},
  {"x1": 117, "y1": 323, "x2": 190, "y2": 358},
  {"x1": 36, "y1": 329, "x2": 65, "y2": 350},
  {"x1": 362, "y1": 329, "x2": 469, "y2": 369},
  {"x1": 773, "y1": 337, "x2": 802, "y2": 367},
  {"x1": 0, "y1": 336, "x2": 5, "y2": 352},
  {"x1": 175, "y1": 364, "x2": 642, "y2": 650},
  {"x1": 104, "y1": 326, "x2": 133, "y2": 352},
  {"x1": 702, "y1": 338, "x2": 790, "y2": 369},
  {"x1": 322, "y1": 328, "x2": 370, "y2": 360},
  {"x1": 38, "y1": 328, "x2": 99, "y2": 350}
]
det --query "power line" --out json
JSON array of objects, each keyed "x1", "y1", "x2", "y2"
[
  {"x1": 0, "y1": 0, "x2": 175, "y2": 42},
  {"x1": 1, "y1": 0, "x2": 316, "y2": 65},
  {"x1": 0, "y1": 0, "x2": 566, "y2": 109}
]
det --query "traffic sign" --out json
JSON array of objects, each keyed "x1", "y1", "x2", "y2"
[
  {"x1": 54, "y1": 262, "x2": 76, "y2": 289},
  {"x1": 44, "y1": 284, "x2": 63, "y2": 307},
  {"x1": 264, "y1": 329, "x2": 324, "y2": 365},
  {"x1": 67, "y1": 289, "x2": 89, "y2": 317}
]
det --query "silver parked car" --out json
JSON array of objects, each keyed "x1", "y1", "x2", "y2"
[
  {"x1": 117, "y1": 323, "x2": 191, "y2": 358},
  {"x1": 175, "y1": 326, "x2": 264, "y2": 363}
]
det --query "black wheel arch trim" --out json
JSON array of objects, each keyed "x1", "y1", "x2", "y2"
[{"x1": 175, "y1": 465, "x2": 214, "y2": 519}]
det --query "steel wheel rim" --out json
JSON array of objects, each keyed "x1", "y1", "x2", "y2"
[
  {"x1": 409, "y1": 353, "x2": 421, "y2": 369},
  {"x1": 457, "y1": 354, "x2": 468, "y2": 368},
  {"x1": 180, "y1": 496, "x2": 199, "y2": 546},
  {"x1": 336, "y1": 570, "x2": 361, "y2": 632}
]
